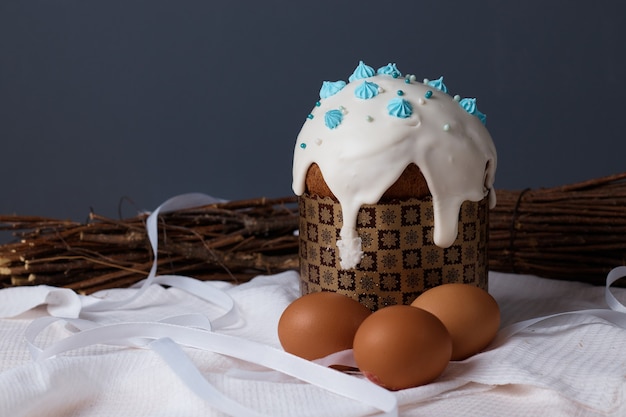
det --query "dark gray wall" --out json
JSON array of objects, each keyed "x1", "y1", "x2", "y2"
[{"x1": 2, "y1": 1, "x2": 625, "y2": 222}]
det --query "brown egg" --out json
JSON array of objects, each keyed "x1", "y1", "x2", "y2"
[
  {"x1": 411, "y1": 283, "x2": 500, "y2": 361},
  {"x1": 277, "y1": 291, "x2": 371, "y2": 361},
  {"x1": 353, "y1": 305, "x2": 452, "y2": 390}
]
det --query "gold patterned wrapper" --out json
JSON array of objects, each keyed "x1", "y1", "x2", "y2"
[{"x1": 298, "y1": 194, "x2": 489, "y2": 311}]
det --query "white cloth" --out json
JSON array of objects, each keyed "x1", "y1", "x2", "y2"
[{"x1": 1, "y1": 270, "x2": 626, "y2": 417}]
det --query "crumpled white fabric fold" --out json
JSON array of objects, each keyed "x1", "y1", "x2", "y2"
[{"x1": 0, "y1": 285, "x2": 84, "y2": 318}]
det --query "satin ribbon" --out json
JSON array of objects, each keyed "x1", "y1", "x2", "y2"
[
  {"x1": 82, "y1": 193, "x2": 224, "y2": 313},
  {"x1": 23, "y1": 193, "x2": 398, "y2": 417},
  {"x1": 27, "y1": 319, "x2": 397, "y2": 416}
]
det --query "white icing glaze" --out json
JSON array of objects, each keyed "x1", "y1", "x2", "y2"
[{"x1": 292, "y1": 74, "x2": 497, "y2": 269}]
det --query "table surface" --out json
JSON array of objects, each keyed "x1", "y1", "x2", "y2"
[{"x1": 1, "y1": 270, "x2": 626, "y2": 417}]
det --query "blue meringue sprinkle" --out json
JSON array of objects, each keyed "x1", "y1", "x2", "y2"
[
  {"x1": 324, "y1": 109, "x2": 344, "y2": 129},
  {"x1": 320, "y1": 80, "x2": 347, "y2": 99},
  {"x1": 354, "y1": 81, "x2": 380, "y2": 99},
  {"x1": 348, "y1": 60, "x2": 375, "y2": 82},
  {"x1": 387, "y1": 98, "x2": 413, "y2": 118},
  {"x1": 427, "y1": 76, "x2": 448, "y2": 93},
  {"x1": 377, "y1": 63, "x2": 401, "y2": 78},
  {"x1": 459, "y1": 98, "x2": 487, "y2": 125}
]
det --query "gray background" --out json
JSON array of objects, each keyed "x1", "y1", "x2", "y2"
[{"x1": 1, "y1": 1, "x2": 625, "y2": 223}]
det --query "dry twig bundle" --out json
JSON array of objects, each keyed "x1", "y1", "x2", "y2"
[
  {"x1": 1, "y1": 173, "x2": 625, "y2": 293},
  {"x1": 490, "y1": 172, "x2": 626, "y2": 285},
  {"x1": 0, "y1": 197, "x2": 300, "y2": 294}
]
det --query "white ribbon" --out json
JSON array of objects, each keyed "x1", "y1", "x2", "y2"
[
  {"x1": 149, "y1": 337, "x2": 270, "y2": 417},
  {"x1": 605, "y1": 265, "x2": 626, "y2": 312},
  {"x1": 82, "y1": 193, "x2": 224, "y2": 313},
  {"x1": 26, "y1": 318, "x2": 397, "y2": 416},
  {"x1": 21, "y1": 193, "x2": 399, "y2": 417}
]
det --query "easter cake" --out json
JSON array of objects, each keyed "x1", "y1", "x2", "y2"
[{"x1": 292, "y1": 61, "x2": 497, "y2": 310}]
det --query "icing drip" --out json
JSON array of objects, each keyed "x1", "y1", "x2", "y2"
[
  {"x1": 324, "y1": 109, "x2": 344, "y2": 129},
  {"x1": 427, "y1": 76, "x2": 448, "y2": 93},
  {"x1": 387, "y1": 98, "x2": 413, "y2": 118},
  {"x1": 377, "y1": 63, "x2": 401, "y2": 78},
  {"x1": 335, "y1": 235, "x2": 363, "y2": 269},
  {"x1": 354, "y1": 81, "x2": 379, "y2": 99},
  {"x1": 320, "y1": 81, "x2": 347, "y2": 99},
  {"x1": 293, "y1": 66, "x2": 497, "y2": 269},
  {"x1": 348, "y1": 61, "x2": 375, "y2": 82},
  {"x1": 459, "y1": 98, "x2": 487, "y2": 125}
]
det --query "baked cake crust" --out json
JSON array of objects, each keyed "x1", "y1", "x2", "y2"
[{"x1": 305, "y1": 163, "x2": 431, "y2": 201}]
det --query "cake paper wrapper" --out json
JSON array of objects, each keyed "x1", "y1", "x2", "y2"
[{"x1": 299, "y1": 194, "x2": 489, "y2": 310}]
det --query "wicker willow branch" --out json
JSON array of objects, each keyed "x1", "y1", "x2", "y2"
[
  {"x1": 0, "y1": 196, "x2": 300, "y2": 294},
  {"x1": 1, "y1": 173, "x2": 625, "y2": 293},
  {"x1": 489, "y1": 172, "x2": 626, "y2": 285}
]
